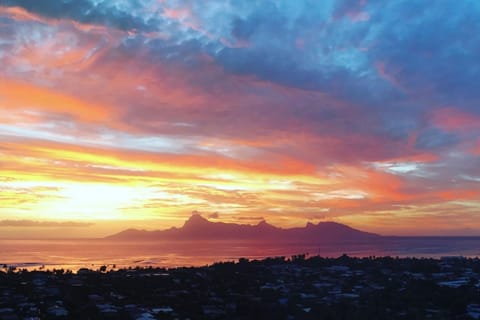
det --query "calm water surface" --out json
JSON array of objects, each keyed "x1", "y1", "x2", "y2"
[{"x1": 0, "y1": 237, "x2": 479, "y2": 271}]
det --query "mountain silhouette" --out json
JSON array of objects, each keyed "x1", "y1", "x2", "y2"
[{"x1": 106, "y1": 214, "x2": 379, "y2": 242}]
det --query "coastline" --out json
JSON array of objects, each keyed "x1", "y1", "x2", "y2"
[{"x1": 1, "y1": 237, "x2": 480, "y2": 273}]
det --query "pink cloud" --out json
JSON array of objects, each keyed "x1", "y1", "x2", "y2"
[
  {"x1": 431, "y1": 107, "x2": 480, "y2": 131},
  {"x1": 375, "y1": 61, "x2": 403, "y2": 89}
]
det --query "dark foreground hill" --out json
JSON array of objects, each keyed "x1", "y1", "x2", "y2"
[{"x1": 106, "y1": 214, "x2": 379, "y2": 242}]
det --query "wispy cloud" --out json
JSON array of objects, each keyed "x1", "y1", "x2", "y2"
[{"x1": 0, "y1": 220, "x2": 94, "y2": 227}]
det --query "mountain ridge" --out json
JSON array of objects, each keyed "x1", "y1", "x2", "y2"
[{"x1": 106, "y1": 214, "x2": 379, "y2": 242}]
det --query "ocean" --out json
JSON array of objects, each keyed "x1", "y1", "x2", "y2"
[{"x1": 1, "y1": 237, "x2": 479, "y2": 271}]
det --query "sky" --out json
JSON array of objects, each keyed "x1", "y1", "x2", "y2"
[{"x1": 0, "y1": 0, "x2": 479, "y2": 238}]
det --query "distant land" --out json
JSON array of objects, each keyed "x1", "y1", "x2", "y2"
[{"x1": 106, "y1": 214, "x2": 379, "y2": 242}]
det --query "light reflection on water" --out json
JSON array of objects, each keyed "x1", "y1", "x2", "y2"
[{"x1": 0, "y1": 237, "x2": 479, "y2": 272}]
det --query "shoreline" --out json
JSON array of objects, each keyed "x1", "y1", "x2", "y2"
[{"x1": 2, "y1": 254, "x2": 479, "y2": 274}]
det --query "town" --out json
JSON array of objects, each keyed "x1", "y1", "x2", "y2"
[{"x1": 1, "y1": 255, "x2": 480, "y2": 319}]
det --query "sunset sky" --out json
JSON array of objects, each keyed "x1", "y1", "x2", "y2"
[{"x1": 1, "y1": 0, "x2": 479, "y2": 238}]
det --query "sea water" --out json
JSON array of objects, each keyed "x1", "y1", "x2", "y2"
[{"x1": 0, "y1": 237, "x2": 479, "y2": 271}]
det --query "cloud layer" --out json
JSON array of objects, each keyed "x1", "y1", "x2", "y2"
[{"x1": 0, "y1": 1, "x2": 479, "y2": 235}]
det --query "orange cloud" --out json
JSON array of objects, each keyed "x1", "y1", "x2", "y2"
[
  {"x1": 0, "y1": 137, "x2": 317, "y2": 181},
  {"x1": 437, "y1": 189, "x2": 479, "y2": 201},
  {"x1": 2, "y1": 132, "x2": 479, "y2": 235},
  {"x1": 0, "y1": 6, "x2": 45, "y2": 23},
  {"x1": 0, "y1": 78, "x2": 112, "y2": 122}
]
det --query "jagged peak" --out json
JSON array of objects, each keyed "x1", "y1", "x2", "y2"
[
  {"x1": 306, "y1": 222, "x2": 315, "y2": 228},
  {"x1": 256, "y1": 220, "x2": 273, "y2": 228},
  {"x1": 184, "y1": 213, "x2": 209, "y2": 226}
]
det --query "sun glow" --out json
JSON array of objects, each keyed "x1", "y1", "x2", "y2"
[
  {"x1": 50, "y1": 184, "x2": 148, "y2": 220},
  {"x1": 2, "y1": 180, "x2": 157, "y2": 221}
]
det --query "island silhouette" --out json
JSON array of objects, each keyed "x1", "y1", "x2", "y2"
[{"x1": 106, "y1": 214, "x2": 379, "y2": 242}]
